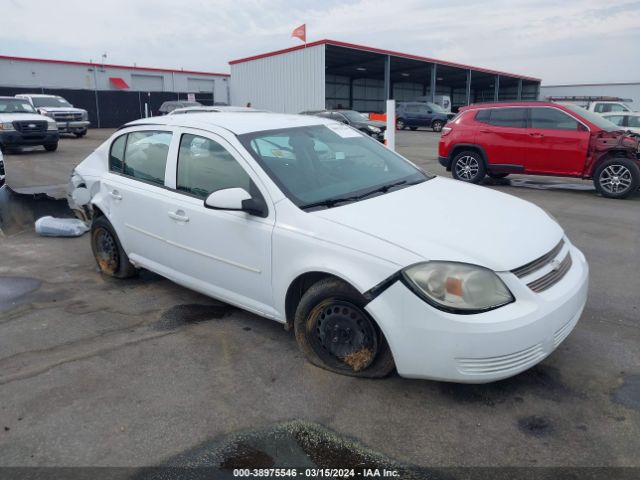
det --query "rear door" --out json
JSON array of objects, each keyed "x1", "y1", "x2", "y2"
[
  {"x1": 100, "y1": 128, "x2": 175, "y2": 265},
  {"x1": 523, "y1": 107, "x2": 590, "y2": 176},
  {"x1": 474, "y1": 107, "x2": 528, "y2": 167}
]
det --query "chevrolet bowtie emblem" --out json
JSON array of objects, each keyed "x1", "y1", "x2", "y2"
[{"x1": 550, "y1": 258, "x2": 561, "y2": 271}]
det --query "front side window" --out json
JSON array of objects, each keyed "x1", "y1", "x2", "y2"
[
  {"x1": 0, "y1": 98, "x2": 37, "y2": 113},
  {"x1": 240, "y1": 125, "x2": 429, "y2": 209},
  {"x1": 110, "y1": 131, "x2": 172, "y2": 185},
  {"x1": 31, "y1": 97, "x2": 73, "y2": 108},
  {"x1": 488, "y1": 108, "x2": 527, "y2": 128},
  {"x1": 177, "y1": 134, "x2": 251, "y2": 198},
  {"x1": 530, "y1": 108, "x2": 579, "y2": 130}
]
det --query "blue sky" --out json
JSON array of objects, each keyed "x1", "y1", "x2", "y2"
[{"x1": 2, "y1": 0, "x2": 640, "y2": 84}]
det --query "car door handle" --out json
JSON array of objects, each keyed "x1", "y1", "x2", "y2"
[
  {"x1": 109, "y1": 190, "x2": 122, "y2": 200},
  {"x1": 528, "y1": 132, "x2": 544, "y2": 138},
  {"x1": 168, "y1": 210, "x2": 189, "y2": 222},
  {"x1": 479, "y1": 129, "x2": 493, "y2": 133}
]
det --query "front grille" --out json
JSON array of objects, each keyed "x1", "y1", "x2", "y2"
[
  {"x1": 456, "y1": 343, "x2": 545, "y2": 375},
  {"x1": 12, "y1": 120, "x2": 47, "y2": 134},
  {"x1": 512, "y1": 239, "x2": 565, "y2": 278},
  {"x1": 53, "y1": 112, "x2": 83, "y2": 121},
  {"x1": 527, "y1": 253, "x2": 572, "y2": 293}
]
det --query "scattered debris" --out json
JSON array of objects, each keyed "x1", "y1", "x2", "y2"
[
  {"x1": 35, "y1": 216, "x2": 89, "y2": 237},
  {"x1": 343, "y1": 347, "x2": 373, "y2": 371}
]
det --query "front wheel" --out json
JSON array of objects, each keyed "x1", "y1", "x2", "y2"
[
  {"x1": 294, "y1": 278, "x2": 395, "y2": 378},
  {"x1": 396, "y1": 119, "x2": 406, "y2": 130},
  {"x1": 74, "y1": 130, "x2": 87, "y2": 138},
  {"x1": 451, "y1": 150, "x2": 486, "y2": 184},
  {"x1": 488, "y1": 172, "x2": 510, "y2": 179},
  {"x1": 91, "y1": 216, "x2": 137, "y2": 278},
  {"x1": 432, "y1": 120, "x2": 444, "y2": 132},
  {"x1": 44, "y1": 143, "x2": 58, "y2": 152},
  {"x1": 593, "y1": 158, "x2": 639, "y2": 199}
]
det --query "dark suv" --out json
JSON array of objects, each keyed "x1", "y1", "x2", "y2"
[
  {"x1": 396, "y1": 102, "x2": 451, "y2": 132},
  {"x1": 300, "y1": 110, "x2": 386, "y2": 142},
  {"x1": 438, "y1": 101, "x2": 640, "y2": 199}
]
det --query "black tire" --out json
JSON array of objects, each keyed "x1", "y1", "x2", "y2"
[
  {"x1": 432, "y1": 120, "x2": 444, "y2": 132},
  {"x1": 593, "y1": 158, "x2": 640, "y2": 199},
  {"x1": 451, "y1": 150, "x2": 486, "y2": 184},
  {"x1": 409, "y1": 127, "x2": 418, "y2": 131},
  {"x1": 294, "y1": 278, "x2": 395, "y2": 378},
  {"x1": 488, "y1": 172, "x2": 510, "y2": 179},
  {"x1": 90, "y1": 216, "x2": 137, "y2": 278},
  {"x1": 74, "y1": 130, "x2": 87, "y2": 138},
  {"x1": 396, "y1": 118, "x2": 406, "y2": 130},
  {"x1": 44, "y1": 143, "x2": 58, "y2": 152}
]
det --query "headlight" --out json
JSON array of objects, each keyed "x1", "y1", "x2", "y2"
[
  {"x1": 0, "y1": 122, "x2": 15, "y2": 131},
  {"x1": 402, "y1": 262, "x2": 514, "y2": 313},
  {"x1": 47, "y1": 121, "x2": 58, "y2": 131},
  {"x1": 81, "y1": 110, "x2": 88, "y2": 121},
  {"x1": 40, "y1": 110, "x2": 54, "y2": 119},
  {"x1": 367, "y1": 125, "x2": 381, "y2": 133}
]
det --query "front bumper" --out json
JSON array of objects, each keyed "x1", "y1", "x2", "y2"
[
  {"x1": 0, "y1": 130, "x2": 59, "y2": 146},
  {"x1": 365, "y1": 242, "x2": 589, "y2": 383},
  {"x1": 438, "y1": 155, "x2": 450, "y2": 169},
  {"x1": 56, "y1": 121, "x2": 90, "y2": 133}
]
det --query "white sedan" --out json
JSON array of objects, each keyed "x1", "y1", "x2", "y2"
[{"x1": 68, "y1": 112, "x2": 589, "y2": 383}]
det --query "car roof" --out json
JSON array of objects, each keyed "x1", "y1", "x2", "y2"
[
  {"x1": 171, "y1": 106, "x2": 263, "y2": 113},
  {"x1": 125, "y1": 112, "x2": 336, "y2": 135},
  {"x1": 602, "y1": 111, "x2": 640, "y2": 116},
  {"x1": 459, "y1": 101, "x2": 563, "y2": 111},
  {"x1": 16, "y1": 94, "x2": 59, "y2": 97}
]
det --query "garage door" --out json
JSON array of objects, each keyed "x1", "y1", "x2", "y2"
[
  {"x1": 131, "y1": 74, "x2": 164, "y2": 91},
  {"x1": 187, "y1": 78, "x2": 215, "y2": 93}
]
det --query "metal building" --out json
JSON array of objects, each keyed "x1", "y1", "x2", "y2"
[
  {"x1": 540, "y1": 82, "x2": 640, "y2": 109},
  {"x1": 0, "y1": 55, "x2": 230, "y2": 127},
  {"x1": 230, "y1": 39, "x2": 541, "y2": 113}
]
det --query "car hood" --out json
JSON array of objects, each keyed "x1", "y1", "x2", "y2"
[
  {"x1": 0, "y1": 113, "x2": 51, "y2": 122},
  {"x1": 313, "y1": 177, "x2": 564, "y2": 272},
  {"x1": 39, "y1": 107, "x2": 85, "y2": 113}
]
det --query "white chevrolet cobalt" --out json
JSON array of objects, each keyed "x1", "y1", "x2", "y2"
[{"x1": 68, "y1": 112, "x2": 589, "y2": 383}]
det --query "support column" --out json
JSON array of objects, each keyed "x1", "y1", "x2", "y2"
[
  {"x1": 517, "y1": 79, "x2": 523, "y2": 101},
  {"x1": 349, "y1": 78, "x2": 354, "y2": 109},
  {"x1": 494, "y1": 75, "x2": 500, "y2": 102},
  {"x1": 465, "y1": 70, "x2": 472, "y2": 105},
  {"x1": 430, "y1": 64, "x2": 437, "y2": 102},
  {"x1": 384, "y1": 55, "x2": 391, "y2": 105}
]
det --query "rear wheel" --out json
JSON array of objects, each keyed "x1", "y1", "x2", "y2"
[
  {"x1": 90, "y1": 216, "x2": 137, "y2": 278},
  {"x1": 294, "y1": 278, "x2": 395, "y2": 378},
  {"x1": 396, "y1": 119, "x2": 406, "y2": 130},
  {"x1": 432, "y1": 120, "x2": 444, "y2": 132},
  {"x1": 74, "y1": 130, "x2": 87, "y2": 138},
  {"x1": 44, "y1": 143, "x2": 58, "y2": 152},
  {"x1": 593, "y1": 158, "x2": 639, "y2": 199},
  {"x1": 451, "y1": 150, "x2": 486, "y2": 184}
]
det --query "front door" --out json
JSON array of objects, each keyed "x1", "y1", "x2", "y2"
[
  {"x1": 523, "y1": 107, "x2": 590, "y2": 176},
  {"x1": 161, "y1": 129, "x2": 276, "y2": 317}
]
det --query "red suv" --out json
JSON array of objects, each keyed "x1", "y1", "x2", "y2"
[{"x1": 438, "y1": 101, "x2": 640, "y2": 199}]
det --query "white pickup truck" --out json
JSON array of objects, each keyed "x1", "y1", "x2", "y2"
[
  {"x1": 16, "y1": 94, "x2": 90, "y2": 137},
  {"x1": 547, "y1": 96, "x2": 634, "y2": 115}
]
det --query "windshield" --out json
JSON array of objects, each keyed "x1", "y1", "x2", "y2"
[
  {"x1": 0, "y1": 98, "x2": 37, "y2": 113},
  {"x1": 426, "y1": 102, "x2": 446, "y2": 113},
  {"x1": 239, "y1": 125, "x2": 430, "y2": 210},
  {"x1": 31, "y1": 97, "x2": 73, "y2": 108},
  {"x1": 340, "y1": 110, "x2": 369, "y2": 122},
  {"x1": 563, "y1": 104, "x2": 622, "y2": 132}
]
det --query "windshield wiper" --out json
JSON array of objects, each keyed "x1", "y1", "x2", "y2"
[{"x1": 300, "y1": 180, "x2": 411, "y2": 210}]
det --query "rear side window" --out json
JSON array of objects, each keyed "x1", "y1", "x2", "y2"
[
  {"x1": 109, "y1": 130, "x2": 172, "y2": 185},
  {"x1": 109, "y1": 135, "x2": 126, "y2": 172},
  {"x1": 176, "y1": 134, "x2": 252, "y2": 198},
  {"x1": 628, "y1": 116, "x2": 640, "y2": 128},
  {"x1": 475, "y1": 109, "x2": 490, "y2": 123},
  {"x1": 488, "y1": 108, "x2": 527, "y2": 128},
  {"x1": 605, "y1": 115, "x2": 625, "y2": 126},
  {"x1": 530, "y1": 108, "x2": 579, "y2": 130}
]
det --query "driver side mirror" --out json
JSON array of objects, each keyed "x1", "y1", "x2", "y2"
[{"x1": 204, "y1": 188, "x2": 267, "y2": 217}]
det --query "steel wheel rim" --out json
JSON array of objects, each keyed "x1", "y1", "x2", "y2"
[
  {"x1": 433, "y1": 121, "x2": 443, "y2": 131},
  {"x1": 455, "y1": 155, "x2": 480, "y2": 180},
  {"x1": 396, "y1": 120, "x2": 404, "y2": 130},
  {"x1": 600, "y1": 164, "x2": 632, "y2": 194},
  {"x1": 94, "y1": 227, "x2": 119, "y2": 274},
  {"x1": 309, "y1": 300, "x2": 378, "y2": 371}
]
